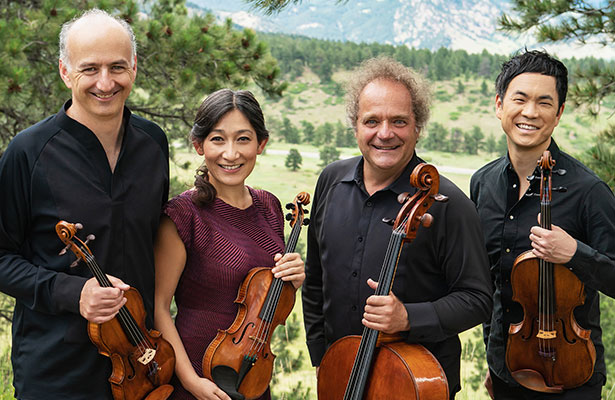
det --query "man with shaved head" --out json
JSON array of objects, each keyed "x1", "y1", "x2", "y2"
[{"x1": 0, "y1": 9, "x2": 169, "y2": 399}]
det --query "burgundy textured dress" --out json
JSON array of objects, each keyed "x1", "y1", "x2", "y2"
[{"x1": 164, "y1": 187, "x2": 285, "y2": 400}]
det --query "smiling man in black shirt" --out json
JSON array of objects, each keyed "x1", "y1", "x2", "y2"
[
  {"x1": 470, "y1": 50, "x2": 615, "y2": 399},
  {"x1": 0, "y1": 9, "x2": 168, "y2": 399},
  {"x1": 302, "y1": 57, "x2": 492, "y2": 399}
]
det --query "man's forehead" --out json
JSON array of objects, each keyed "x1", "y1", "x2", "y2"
[{"x1": 506, "y1": 72, "x2": 557, "y2": 94}]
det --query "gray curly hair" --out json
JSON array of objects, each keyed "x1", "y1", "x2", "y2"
[{"x1": 345, "y1": 56, "x2": 431, "y2": 132}]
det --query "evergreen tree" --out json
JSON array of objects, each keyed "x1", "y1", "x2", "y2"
[
  {"x1": 422, "y1": 122, "x2": 448, "y2": 151},
  {"x1": 319, "y1": 144, "x2": 340, "y2": 168},
  {"x1": 499, "y1": 0, "x2": 615, "y2": 190},
  {"x1": 315, "y1": 122, "x2": 335, "y2": 146},
  {"x1": 485, "y1": 133, "x2": 498, "y2": 155},
  {"x1": 281, "y1": 117, "x2": 301, "y2": 144},
  {"x1": 0, "y1": 0, "x2": 287, "y2": 155},
  {"x1": 481, "y1": 80, "x2": 489, "y2": 96},
  {"x1": 300, "y1": 120, "x2": 315, "y2": 144},
  {"x1": 285, "y1": 148, "x2": 302, "y2": 171},
  {"x1": 463, "y1": 126, "x2": 484, "y2": 155},
  {"x1": 456, "y1": 80, "x2": 465, "y2": 94}
]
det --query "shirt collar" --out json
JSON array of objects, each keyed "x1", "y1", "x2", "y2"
[
  {"x1": 344, "y1": 153, "x2": 422, "y2": 195},
  {"x1": 55, "y1": 99, "x2": 132, "y2": 140},
  {"x1": 501, "y1": 138, "x2": 561, "y2": 175}
]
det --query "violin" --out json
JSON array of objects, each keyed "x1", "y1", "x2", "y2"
[
  {"x1": 202, "y1": 192, "x2": 310, "y2": 400},
  {"x1": 56, "y1": 221, "x2": 175, "y2": 400},
  {"x1": 317, "y1": 163, "x2": 449, "y2": 400},
  {"x1": 506, "y1": 150, "x2": 596, "y2": 393}
]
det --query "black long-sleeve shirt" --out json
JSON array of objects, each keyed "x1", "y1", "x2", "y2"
[
  {"x1": 302, "y1": 154, "x2": 493, "y2": 395},
  {"x1": 470, "y1": 139, "x2": 615, "y2": 387},
  {"x1": 0, "y1": 101, "x2": 169, "y2": 399}
]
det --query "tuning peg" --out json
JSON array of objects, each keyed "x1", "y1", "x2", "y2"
[
  {"x1": 285, "y1": 213, "x2": 293, "y2": 221},
  {"x1": 420, "y1": 213, "x2": 433, "y2": 228},
  {"x1": 58, "y1": 245, "x2": 70, "y2": 256},
  {"x1": 433, "y1": 194, "x2": 448, "y2": 203},
  {"x1": 285, "y1": 203, "x2": 295, "y2": 210},
  {"x1": 554, "y1": 169, "x2": 567, "y2": 176},
  {"x1": 303, "y1": 218, "x2": 310, "y2": 226},
  {"x1": 84, "y1": 234, "x2": 95, "y2": 245},
  {"x1": 525, "y1": 192, "x2": 540, "y2": 197},
  {"x1": 527, "y1": 175, "x2": 538, "y2": 181},
  {"x1": 381, "y1": 217, "x2": 395, "y2": 226},
  {"x1": 75, "y1": 223, "x2": 83, "y2": 230},
  {"x1": 553, "y1": 186, "x2": 567, "y2": 192},
  {"x1": 397, "y1": 192, "x2": 410, "y2": 204},
  {"x1": 69, "y1": 259, "x2": 80, "y2": 268}
]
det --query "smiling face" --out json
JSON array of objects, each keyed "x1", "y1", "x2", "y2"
[
  {"x1": 355, "y1": 78, "x2": 418, "y2": 185},
  {"x1": 59, "y1": 16, "x2": 136, "y2": 125},
  {"x1": 496, "y1": 72, "x2": 564, "y2": 154},
  {"x1": 193, "y1": 109, "x2": 268, "y2": 194}
]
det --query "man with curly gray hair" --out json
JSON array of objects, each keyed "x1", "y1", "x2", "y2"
[{"x1": 303, "y1": 56, "x2": 492, "y2": 399}]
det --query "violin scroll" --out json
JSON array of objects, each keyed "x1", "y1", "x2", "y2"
[
  {"x1": 284, "y1": 191, "x2": 310, "y2": 227},
  {"x1": 56, "y1": 221, "x2": 96, "y2": 268}
]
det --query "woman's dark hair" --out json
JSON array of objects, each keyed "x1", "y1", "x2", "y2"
[
  {"x1": 495, "y1": 49, "x2": 568, "y2": 113},
  {"x1": 191, "y1": 89, "x2": 269, "y2": 206}
]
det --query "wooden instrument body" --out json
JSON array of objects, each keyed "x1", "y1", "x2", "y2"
[
  {"x1": 203, "y1": 267, "x2": 296, "y2": 400},
  {"x1": 315, "y1": 164, "x2": 450, "y2": 400},
  {"x1": 506, "y1": 250, "x2": 596, "y2": 392},
  {"x1": 89, "y1": 287, "x2": 176, "y2": 400},
  {"x1": 317, "y1": 336, "x2": 449, "y2": 400}
]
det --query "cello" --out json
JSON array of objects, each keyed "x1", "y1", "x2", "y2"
[
  {"x1": 317, "y1": 163, "x2": 449, "y2": 400},
  {"x1": 506, "y1": 150, "x2": 596, "y2": 393},
  {"x1": 202, "y1": 192, "x2": 310, "y2": 400},
  {"x1": 56, "y1": 221, "x2": 176, "y2": 400}
]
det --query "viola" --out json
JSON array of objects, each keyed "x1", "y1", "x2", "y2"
[
  {"x1": 56, "y1": 221, "x2": 175, "y2": 400},
  {"x1": 317, "y1": 163, "x2": 449, "y2": 400},
  {"x1": 506, "y1": 150, "x2": 596, "y2": 393},
  {"x1": 202, "y1": 192, "x2": 310, "y2": 400}
]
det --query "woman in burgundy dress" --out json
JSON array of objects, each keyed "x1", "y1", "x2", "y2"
[{"x1": 154, "y1": 89, "x2": 305, "y2": 400}]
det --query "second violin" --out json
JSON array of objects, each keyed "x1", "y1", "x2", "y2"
[{"x1": 202, "y1": 192, "x2": 310, "y2": 400}]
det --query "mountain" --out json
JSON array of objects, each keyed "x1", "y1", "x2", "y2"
[{"x1": 187, "y1": 0, "x2": 609, "y2": 59}]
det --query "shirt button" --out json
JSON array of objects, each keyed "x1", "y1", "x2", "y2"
[
  {"x1": 513, "y1": 184, "x2": 517, "y2": 188},
  {"x1": 366, "y1": 201, "x2": 373, "y2": 207},
  {"x1": 506, "y1": 308, "x2": 510, "y2": 313},
  {"x1": 351, "y1": 305, "x2": 357, "y2": 311},
  {"x1": 352, "y1": 271, "x2": 358, "y2": 277},
  {"x1": 358, "y1": 237, "x2": 363, "y2": 242},
  {"x1": 509, "y1": 215, "x2": 514, "y2": 220},
  {"x1": 506, "y1": 248, "x2": 511, "y2": 253}
]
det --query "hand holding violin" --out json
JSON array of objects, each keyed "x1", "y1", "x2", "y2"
[
  {"x1": 272, "y1": 252, "x2": 305, "y2": 289},
  {"x1": 529, "y1": 214, "x2": 577, "y2": 264},
  {"x1": 79, "y1": 275, "x2": 129, "y2": 323}
]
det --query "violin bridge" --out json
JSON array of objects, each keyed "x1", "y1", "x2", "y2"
[
  {"x1": 137, "y1": 348, "x2": 157, "y2": 365},
  {"x1": 249, "y1": 335, "x2": 266, "y2": 345},
  {"x1": 537, "y1": 330, "x2": 557, "y2": 339}
]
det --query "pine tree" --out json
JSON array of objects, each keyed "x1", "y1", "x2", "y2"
[
  {"x1": 0, "y1": 0, "x2": 287, "y2": 155},
  {"x1": 319, "y1": 144, "x2": 340, "y2": 168},
  {"x1": 285, "y1": 148, "x2": 302, "y2": 171},
  {"x1": 499, "y1": 0, "x2": 615, "y2": 190}
]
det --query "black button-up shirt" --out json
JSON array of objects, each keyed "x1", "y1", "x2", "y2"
[
  {"x1": 0, "y1": 101, "x2": 169, "y2": 399},
  {"x1": 470, "y1": 140, "x2": 615, "y2": 386},
  {"x1": 303, "y1": 154, "x2": 492, "y2": 395}
]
